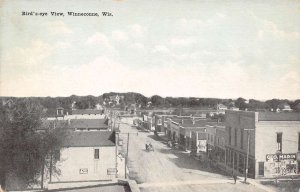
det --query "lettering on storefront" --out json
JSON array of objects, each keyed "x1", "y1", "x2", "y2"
[
  {"x1": 265, "y1": 153, "x2": 297, "y2": 177},
  {"x1": 266, "y1": 153, "x2": 296, "y2": 162}
]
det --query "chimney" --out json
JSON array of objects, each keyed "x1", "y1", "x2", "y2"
[{"x1": 192, "y1": 117, "x2": 195, "y2": 125}]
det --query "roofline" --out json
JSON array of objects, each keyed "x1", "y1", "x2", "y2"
[{"x1": 62, "y1": 145, "x2": 115, "y2": 148}]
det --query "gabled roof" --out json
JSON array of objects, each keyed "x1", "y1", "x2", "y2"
[{"x1": 62, "y1": 131, "x2": 115, "y2": 147}]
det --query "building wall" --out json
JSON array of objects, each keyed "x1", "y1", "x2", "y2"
[
  {"x1": 170, "y1": 122, "x2": 180, "y2": 141},
  {"x1": 225, "y1": 111, "x2": 257, "y2": 177},
  {"x1": 255, "y1": 121, "x2": 300, "y2": 178},
  {"x1": 206, "y1": 126, "x2": 216, "y2": 147},
  {"x1": 215, "y1": 128, "x2": 226, "y2": 149},
  {"x1": 225, "y1": 111, "x2": 257, "y2": 156},
  {"x1": 53, "y1": 146, "x2": 116, "y2": 182}
]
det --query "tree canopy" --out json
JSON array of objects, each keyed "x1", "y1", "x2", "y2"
[{"x1": 0, "y1": 99, "x2": 66, "y2": 190}]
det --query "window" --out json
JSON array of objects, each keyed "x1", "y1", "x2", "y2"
[
  {"x1": 158, "y1": 119, "x2": 162, "y2": 125},
  {"x1": 241, "y1": 128, "x2": 244, "y2": 149},
  {"x1": 94, "y1": 149, "x2": 99, "y2": 159},
  {"x1": 258, "y1": 162, "x2": 264, "y2": 176},
  {"x1": 234, "y1": 128, "x2": 237, "y2": 146},
  {"x1": 298, "y1": 133, "x2": 300, "y2": 151},
  {"x1": 229, "y1": 127, "x2": 232, "y2": 145},
  {"x1": 277, "y1": 132, "x2": 282, "y2": 152}
]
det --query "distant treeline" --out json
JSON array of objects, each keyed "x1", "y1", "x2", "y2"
[{"x1": 1, "y1": 92, "x2": 300, "y2": 116}]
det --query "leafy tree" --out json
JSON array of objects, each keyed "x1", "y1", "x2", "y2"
[
  {"x1": 150, "y1": 95, "x2": 164, "y2": 106},
  {"x1": 247, "y1": 99, "x2": 267, "y2": 111},
  {"x1": 235, "y1": 97, "x2": 248, "y2": 110},
  {"x1": 265, "y1": 99, "x2": 289, "y2": 111},
  {"x1": 0, "y1": 99, "x2": 66, "y2": 190},
  {"x1": 290, "y1": 100, "x2": 300, "y2": 112}
]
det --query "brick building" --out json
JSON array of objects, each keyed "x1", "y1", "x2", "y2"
[{"x1": 225, "y1": 110, "x2": 300, "y2": 178}]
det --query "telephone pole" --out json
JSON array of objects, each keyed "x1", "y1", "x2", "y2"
[
  {"x1": 244, "y1": 128, "x2": 254, "y2": 183},
  {"x1": 115, "y1": 120, "x2": 138, "y2": 179}
]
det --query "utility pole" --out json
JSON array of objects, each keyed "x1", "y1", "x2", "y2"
[
  {"x1": 244, "y1": 129, "x2": 254, "y2": 183},
  {"x1": 49, "y1": 151, "x2": 53, "y2": 183},
  {"x1": 232, "y1": 151, "x2": 235, "y2": 174},
  {"x1": 115, "y1": 131, "x2": 118, "y2": 178},
  {"x1": 125, "y1": 132, "x2": 130, "y2": 179},
  {"x1": 116, "y1": 121, "x2": 138, "y2": 179}
]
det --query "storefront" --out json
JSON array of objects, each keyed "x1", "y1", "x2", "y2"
[{"x1": 263, "y1": 153, "x2": 297, "y2": 178}]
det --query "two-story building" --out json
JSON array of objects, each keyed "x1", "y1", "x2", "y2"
[
  {"x1": 50, "y1": 131, "x2": 116, "y2": 183},
  {"x1": 225, "y1": 110, "x2": 300, "y2": 179}
]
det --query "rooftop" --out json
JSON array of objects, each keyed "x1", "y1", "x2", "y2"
[
  {"x1": 70, "y1": 119, "x2": 109, "y2": 129},
  {"x1": 258, "y1": 112, "x2": 300, "y2": 121},
  {"x1": 62, "y1": 131, "x2": 115, "y2": 147},
  {"x1": 41, "y1": 120, "x2": 70, "y2": 130},
  {"x1": 72, "y1": 109, "x2": 102, "y2": 115},
  {"x1": 172, "y1": 118, "x2": 224, "y2": 128}
]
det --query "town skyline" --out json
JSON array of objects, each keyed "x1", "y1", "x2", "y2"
[
  {"x1": 1, "y1": 91, "x2": 299, "y2": 102},
  {"x1": 1, "y1": 0, "x2": 299, "y2": 100}
]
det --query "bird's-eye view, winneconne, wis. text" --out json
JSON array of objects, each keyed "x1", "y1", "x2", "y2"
[{"x1": 0, "y1": 0, "x2": 300, "y2": 192}]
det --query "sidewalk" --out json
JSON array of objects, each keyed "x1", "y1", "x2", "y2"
[
  {"x1": 155, "y1": 134, "x2": 276, "y2": 192},
  {"x1": 237, "y1": 177, "x2": 275, "y2": 192}
]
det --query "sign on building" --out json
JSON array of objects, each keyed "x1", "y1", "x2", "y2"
[
  {"x1": 197, "y1": 140, "x2": 207, "y2": 153},
  {"x1": 265, "y1": 153, "x2": 297, "y2": 177},
  {"x1": 266, "y1": 153, "x2": 296, "y2": 162},
  {"x1": 79, "y1": 168, "x2": 88, "y2": 174},
  {"x1": 107, "y1": 168, "x2": 117, "y2": 175}
]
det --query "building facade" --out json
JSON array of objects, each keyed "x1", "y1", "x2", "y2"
[
  {"x1": 51, "y1": 131, "x2": 116, "y2": 183},
  {"x1": 225, "y1": 110, "x2": 300, "y2": 179}
]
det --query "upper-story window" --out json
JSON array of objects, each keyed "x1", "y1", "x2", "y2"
[
  {"x1": 94, "y1": 149, "x2": 99, "y2": 159},
  {"x1": 298, "y1": 133, "x2": 300, "y2": 151},
  {"x1": 234, "y1": 128, "x2": 237, "y2": 146},
  {"x1": 277, "y1": 132, "x2": 282, "y2": 152},
  {"x1": 241, "y1": 128, "x2": 244, "y2": 149},
  {"x1": 229, "y1": 127, "x2": 232, "y2": 146}
]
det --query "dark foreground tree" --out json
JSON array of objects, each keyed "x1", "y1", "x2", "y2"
[{"x1": 0, "y1": 99, "x2": 66, "y2": 190}]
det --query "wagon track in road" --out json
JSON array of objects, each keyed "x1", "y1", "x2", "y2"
[{"x1": 118, "y1": 120, "x2": 270, "y2": 192}]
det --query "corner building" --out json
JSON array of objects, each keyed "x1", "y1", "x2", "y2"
[{"x1": 225, "y1": 110, "x2": 300, "y2": 179}]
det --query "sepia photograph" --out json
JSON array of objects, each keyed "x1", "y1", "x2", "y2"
[{"x1": 0, "y1": 0, "x2": 300, "y2": 192}]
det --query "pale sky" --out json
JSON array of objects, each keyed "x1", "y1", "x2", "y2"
[{"x1": 0, "y1": 0, "x2": 299, "y2": 100}]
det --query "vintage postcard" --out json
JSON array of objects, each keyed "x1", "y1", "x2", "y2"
[{"x1": 0, "y1": 0, "x2": 299, "y2": 192}]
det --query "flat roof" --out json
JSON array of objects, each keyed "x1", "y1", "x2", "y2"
[
  {"x1": 70, "y1": 119, "x2": 108, "y2": 129},
  {"x1": 258, "y1": 112, "x2": 300, "y2": 121},
  {"x1": 172, "y1": 118, "x2": 224, "y2": 128}
]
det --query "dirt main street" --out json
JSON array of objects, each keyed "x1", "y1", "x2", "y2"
[{"x1": 118, "y1": 121, "x2": 269, "y2": 192}]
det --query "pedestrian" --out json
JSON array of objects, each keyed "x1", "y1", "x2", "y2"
[{"x1": 233, "y1": 172, "x2": 237, "y2": 184}]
